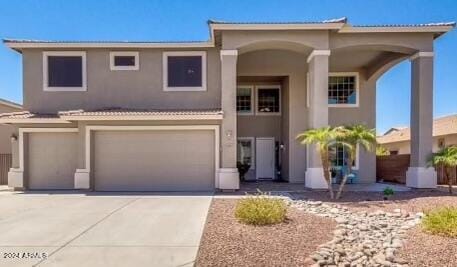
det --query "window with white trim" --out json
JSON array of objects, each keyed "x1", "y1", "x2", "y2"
[
  {"x1": 110, "y1": 52, "x2": 139, "y2": 70},
  {"x1": 43, "y1": 51, "x2": 86, "y2": 91},
  {"x1": 236, "y1": 86, "x2": 253, "y2": 114},
  {"x1": 256, "y1": 86, "x2": 281, "y2": 114},
  {"x1": 329, "y1": 144, "x2": 358, "y2": 169},
  {"x1": 328, "y1": 73, "x2": 359, "y2": 106},
  {"x1": 163, "y1": 51, "x2": 206, "y2": 91},
  {"x1": 237, "y1": 138, "x2": 254, "y2": 169}
]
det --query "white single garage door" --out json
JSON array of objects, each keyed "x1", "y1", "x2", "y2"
[
  {"x1": 94, "y1": 130, "x2": 215, "y2": 191},
  {"x1": 28, "y1": 132, "x2": 78, "y2": 190}
]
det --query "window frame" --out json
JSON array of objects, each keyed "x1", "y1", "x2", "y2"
[
  {"x1": 162, "y1": 51, "x2": 207, "y2": 92},
  {"x1": 110, "y1": 51, "x2": 139, "y2": 71},
  {"x1": 43, "y1": 51, "x2": 87, "y2": 92},
  {"x1": 329, "y1": 143, "x2": 359, "y2": 170},
  {"x1": 237, "y1": 137, "x2": 255, "y2": 170},
  {"x1": 236, "y1": 85, "x2": 254, "y2": 115},
  {"x1": 328, "y1": 72, "x2": 359, "y2": 108},
  {"x1": 255, "y1": 85, "x2": 282, "y2": 116}
]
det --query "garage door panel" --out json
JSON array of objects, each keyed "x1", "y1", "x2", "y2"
[
  {"x1": 28, "y1": 132, "x2": 78, "y2": 190},
  {"x1": 94, "y1": 130, "x2": 215, "y2": 191}
]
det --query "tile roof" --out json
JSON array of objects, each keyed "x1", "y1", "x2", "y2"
[
  {"x1": 0, "y1": 111, "x2": 58, "y2": 119},
  {"x1": 58, "y1": 108, "x2": 223, "y2": 116},
  {"x1": 352, "y1": 22, "x2": 456, "y2": 28},
  {"x1": 0, "y1": 109, "x2": 223, "y2": 122},
  {"x1": 0, "y1": 98, "x2": 22, "y2": 109},
  {"x1": 377, "y1": 114, "x2": 457, "y2": 144},
  {"x1": 207, "y1": 17, "x2": 348, "y2": 24},
  {"x1": 2, "y1": 39, "x2": 208, "y2": 44}
]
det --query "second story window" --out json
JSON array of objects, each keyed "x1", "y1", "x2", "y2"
[
  {"x1": 237, "y1": 86, "x2": 253, "y2": 115},
  {"x1": 328, "y1": 72, "x2": 359, "y2": 107},
  {"x1": 110, "y1": 52, "x2": 139, "y2": 71},
  {"x1": 163, "y1": 51, "x2": 206, "y2": 91},
  {"x1": 256, "y1": 86, "x2": 281, "y2": 115},
  {"x1": 43, "y1": 51, "x2": 87, "y2": 91}
]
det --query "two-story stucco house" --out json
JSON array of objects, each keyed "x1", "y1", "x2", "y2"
[{"x1": 0, "y1": 17, "x2": 454, "y2": 191}]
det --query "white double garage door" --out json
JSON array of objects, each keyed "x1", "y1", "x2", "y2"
[{"x1": 28, "y1": 129, "x2": 216, "y2": 191}]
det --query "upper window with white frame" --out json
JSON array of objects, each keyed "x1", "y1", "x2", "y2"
[
  {"x1": 110, "y1": 51, "x2": 139, "y2": 71},
  {"x1": 43, "y1": 51, "x2": 86, "y2": 91},
  {"x1": 256, "y1": 86, "x2": 281, "y2": 115},
  {"x1": 237, "y1": 86, "x2": 254, "y2": 114},
  {"x1": 163, "y1": 51, "x2": 206, "y2": 91},
  {"x1": 328, "y1": 72, "x2": 359, "y2": 107}
]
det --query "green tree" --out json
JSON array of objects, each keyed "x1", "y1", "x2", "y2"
[
  {"x1": 376, "y1": 145, "x2": 390, "y2": 156},
  {"x1": 428, "y1": 146, "x2": 457, "y2": 194},
  {"x1": 296, "y1": 127, "x2": 337, "y2": 199},
  {"x1": 335, "y1": 125, "x2": 377, "y2": 199}
]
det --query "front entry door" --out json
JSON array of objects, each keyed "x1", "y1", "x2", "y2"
[{"x1": 256, "y1": 137, "x2": 275, "y2": 180}]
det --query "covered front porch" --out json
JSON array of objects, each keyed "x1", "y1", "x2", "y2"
[{"x1": 216, "y1": 24, "x2": 442, "y2": 190}]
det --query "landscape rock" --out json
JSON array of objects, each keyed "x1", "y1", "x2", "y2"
[{"x1": 289, "y1": 199, "x2": 422, "y2": 267}]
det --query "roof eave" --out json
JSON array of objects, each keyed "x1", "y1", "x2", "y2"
[
  {"x1": 338, "y1": 25, "x2": 455, "y2": 35},
  {"x1": 210, "y1": 23, "x2": 345, "y2": 31},
  {"x1": 3, "y1": 41, "x2": 215, "y2": 51},
  {"x1": 59, "y1": 114, "x2": 223, "y2": 121}
]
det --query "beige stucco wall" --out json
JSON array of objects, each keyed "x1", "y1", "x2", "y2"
[
  {"x1": 328, "y1": 73, "x2": 377, "y2": 183},
  {"x1": 0, "y1": 104, "x2": 22, "y2": 154},
  {"x1": 382, "y1": 134, "x2": 457, "y2": 155},
  {"x1": 22, "y1": 48, "x2": 221, "y2": 113},
  {"x1": 237, "y1": 49, "x2": 307, "y2": 182}
]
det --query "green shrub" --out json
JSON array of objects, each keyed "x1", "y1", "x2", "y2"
[
  {"x1": 422, "y1": 207, "x2": 457, "y2": 238},
  {"x1": 235, "y1": 191, "x2": 287, "y2": 225},
  {"x1": 383, "y1": 187, "x2": 394, "y2": 197}
]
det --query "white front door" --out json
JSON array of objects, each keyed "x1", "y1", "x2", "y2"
[{"x1": 256, "y1": 137, "x2": 275, "y2": 179}]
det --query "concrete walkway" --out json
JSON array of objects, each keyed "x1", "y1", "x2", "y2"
[{"x1": 0, "y1": 191, "x2": 212, "y2": 267}]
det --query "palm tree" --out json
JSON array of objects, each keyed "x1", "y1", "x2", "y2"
[
  {"x1": 296, "y1": 127, "x2": 337, "y2": 199},
  {"x1": 335, "y1": 125, "x2": 376, "y2": 199},
  {"x1": 428, "y1": 146, "x2": 457, "y2": 194}
]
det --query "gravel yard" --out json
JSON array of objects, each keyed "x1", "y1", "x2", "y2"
[
  {"x1": 398, "y1": 227, "x2": 457, "y2": 267},
  {"x1": 195, "y1": 198, "x2": 336, "y2": 267},
  {"x1": 198, "y1": 191, "x2": 456, "y2": 267},
  {"x1": 291, "y1": 190, "x2": 457, "y2": 266}
]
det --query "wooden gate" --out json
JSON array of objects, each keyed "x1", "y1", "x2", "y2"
[
  {"x1": 376, "y1": 154, "x2": 410, "y2": 184},
  {"x1": 0, "y1": 154, "x2": 12, "y2": 185}
]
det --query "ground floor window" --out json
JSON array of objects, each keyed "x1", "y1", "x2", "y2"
[
  {"x1": 237, "y1": 138, "x2": 254, "y2": 169},
  {"x1": 329, "y1": 144, "x2": 357, "y2": 168}
]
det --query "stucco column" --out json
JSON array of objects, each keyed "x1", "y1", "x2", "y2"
[
  {"x1": 219, "y1": 50, "x2": 240, "y2": 190},
  {"x1": 305, "y1": 50, "x2": 330, "y2": 189},
  {"x1": 406, "y1": 52, "x2": 437, "y2": 188}
]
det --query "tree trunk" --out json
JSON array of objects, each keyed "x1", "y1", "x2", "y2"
[
  {"x1": 336, "y1": 151, "x2": 354, "y2": 200},
  {"x1": 446, "y1": 166, "x2": 453, "y2": 194},
  {"x1": 321, "y1": 152, "x2": 334, "y2": 199}
]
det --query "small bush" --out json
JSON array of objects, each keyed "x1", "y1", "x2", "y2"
[
  {"x1": 422, "y1": 207, "x2": 457, "y2": 238},
  {"x1": 235, "y1": 191, "x2": 287, "y2": 225},
  {"x1": 383, "y1": 187, "x2": 394, "y2": 197}
]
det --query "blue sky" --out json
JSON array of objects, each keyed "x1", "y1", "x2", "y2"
[{"x1": 0, "y1": 0, "x2": 456, "y2": 134}]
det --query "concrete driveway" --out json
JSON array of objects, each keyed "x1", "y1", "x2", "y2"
[{"x1": 0, "y1": 190, "x2": 212, "y2": 267}]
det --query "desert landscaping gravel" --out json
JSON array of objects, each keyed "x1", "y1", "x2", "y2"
[
  {"x1": 198, "y1": 191, "x2": 456, "y2": 267},
  {"x1": 398, "y1": 227, "x2": 457, "y2": 267},
  {"x1": 195, "y1": 198, "x2": 336, "y2": 267}
]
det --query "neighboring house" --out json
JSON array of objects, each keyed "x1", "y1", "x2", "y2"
[
  {"x1": 0, "y1": 98, "x2": 22, "y2": 184},
  {"x1": 0, "y1": 98, "x2": 22, "y2": 154},
  {"x1": 378, "y1": 114, "x2": 457, "y2": 155},
  {"x1": 0, "y1": 17, "x2": 454, "y2": 191}
]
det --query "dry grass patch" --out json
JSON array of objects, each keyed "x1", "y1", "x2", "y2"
[
  {"x1": 422, "y1": 207, "x2": 457, "y2": 237},
  {"x1": 235, "y1": 193, "x2": 287, "y2": 225},
  {"x1": 196, "y1": 198, "x2": 336, "y2": 267}
]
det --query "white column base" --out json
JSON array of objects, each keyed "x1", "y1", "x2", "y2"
[
  {"x1": 74, "y1": 169, "x2": 90, "y2": 189},
  {"x1": 305, "y1": 167, "x2": 328, "y2": 189},
  {"x1": 406, "y1": 167, "x2": 437, "y2": 188},
  {"x1": 8, "y1": 168, "x2": 24, "y2": 189},
  {"x1": 217, "y1": 168, "x2": 239, "y2": 190}
]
